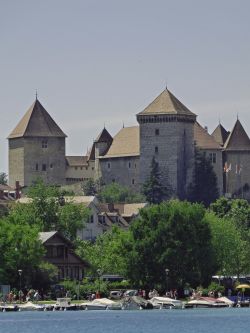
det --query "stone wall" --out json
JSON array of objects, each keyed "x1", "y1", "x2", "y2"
[
  {"x1": 22, "y1": 137, "x2": 66, "y2": 187},
  {"x1": 139, "y1": 120, "x2": 194, "y2": 198},
  {"x1": 8, "y1": 138, "x2": 25, "y2": 187},
  {"x1": 99, "y1": 156, "x2": 140, "y2": 190}
]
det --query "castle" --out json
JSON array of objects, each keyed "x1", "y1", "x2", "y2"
[{"x1": 8, "y1": 88, "x2": 250, "y2": 199}]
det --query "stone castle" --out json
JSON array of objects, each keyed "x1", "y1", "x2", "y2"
[{"x1": 8, "y1": 88, "x2": 250, "y2": 199}]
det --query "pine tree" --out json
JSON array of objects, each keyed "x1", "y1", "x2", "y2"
[
  {"x1": 188, "y1": 149, "x2": 219, "y2": 207},
  {"x1": 142, "y1": 157, "x2": 172, "y2": 204}
]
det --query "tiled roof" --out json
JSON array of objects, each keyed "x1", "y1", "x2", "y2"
[
  {"x1": 211, "y1": 124, "x2": 229, "y2": 146},
  {"x1": 66, "y1": 156, "x2": 88, "y2": 166},
  {"x1": 8, "y1": 99, "x2": 67, "y2": 139},
  {"x1": 18, "y1": 195, "x2": 95, "y2": 207},
  {"x1": 194, "y1": 122, "x2": 221, "y2": 150},
  {"x1": 114, "y1": 203, "x2": 147, "y2": 216},
  {"x1": 102, "y1": 126, "x2": 140, "y2": 158},
  {"x1": 137, "y1": 89, "x2": 196, "y2": 117},
  {"x1": 224, "y1": 119, "x2": 250, "y2": 151}
]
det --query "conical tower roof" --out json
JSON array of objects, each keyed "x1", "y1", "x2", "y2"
[
  {"x1": 224, "y1": 119, "x2": 250, "y2": 151},
  {"x1": 137, "y1": 88, "x2": 196, "y2": 117},
  {"x1": 211, "y1": 123, "x2": 229, "y2": 146},
  {"x1": 8, "y1": 99, "x2": 67, "y2": 139},
  {"x1": 94, "y1": 127, "x2": 113, "y2": 143}
]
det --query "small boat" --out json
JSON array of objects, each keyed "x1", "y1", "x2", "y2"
[
  {"x1": 122, "y1": 296, "x2": 153, "y2": 310},
  {"x1": 53, "y1": 298, "x2": 78, "y2": 311},
  {"x1": 18, "y1": 301, "x2": 44, "y2": 311},
  {"x1": 185, "y1": 297, "x2": 229, "y2": 308},
  {"x1": 0, "y1": 304, "x2": 19, "y2": 312},
  {"x1": 150, "y1": 297, "x2": 183, "y2": 309},
  {"x1": 82, "y1": 298, "x2": 116, "y2": 310}
]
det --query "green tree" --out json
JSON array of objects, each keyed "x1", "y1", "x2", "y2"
[
  {"x1": 127, "y1": 200, "x2": 216, "y2": 289},
  {"x1": 82, "y1": 179, "x2": 98, "y2": 196},
  {"x1": 0, "y1": 172, "x2": 7, "y2": 185},
  {"x1": 6, "y1": 179, "x2": 89, "y2": 240},
  {"x1": 188, "y1": 149, "x2": 219, "y2": 207},
  {"x1": 0, "y1": 220, "x2": 44, "y2": 286},
  {"x1": 98, "y1": 182, "x2": 145, "y2": 204},
  {"x1": 142, "y1": 157, "x2": 172, "y2": 204},
  {"x1": 207, "y1": 212, "x2": 250, "y2": 277},
  {"x1": 76, "y1": 226, "x2": 131, "y2": 276}
]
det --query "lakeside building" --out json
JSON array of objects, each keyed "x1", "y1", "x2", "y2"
[{"x1": 8, "y1": 88, "x2": 250, "y2": 199}]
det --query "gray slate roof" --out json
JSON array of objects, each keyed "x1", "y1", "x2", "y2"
[
  {"x1": 224, "y1": 119, "x2": 250, "y2": 151},
  {"x1": 211, "y1": 124, "x2": 229, "y2": 146},
  {"x1": 8, "y1": 99, "x2": 67, "y2": 139}
]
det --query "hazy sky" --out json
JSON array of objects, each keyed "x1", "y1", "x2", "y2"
[{"x1": 1, "y1": 0, "x2": 250, "y2": 173}]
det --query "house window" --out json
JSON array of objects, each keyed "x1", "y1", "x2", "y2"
[
  {"x1": 35, "y1": 163, "x2": 39, "y2": 171},
  {"x1": 42, "y1": 164, "x2": 47, "y2": 171},
  {"x1": 42, "y1": 140, "x2": 48, "y2": 148},
  {"x1": 88, "y1": 215, "x2": 94, "y2": 223},
  {"x1": 80, "y1": 167, "x2": 83, "y2": 170},
  {"x1": 209, "y1": 152, "x2": 216, "y2": 164},
  {"x1": 92, "y1": 167, "x2": 94, "y2": 170},
  {"x1": 75, "y1": 166, "x2": 78, "y2": 170},
  {"x1": 155, "y1": 129, "x2": 159, "y2": 135},
  {"x1": 155, "y1": 146, "x2": 159, "y2": 153}
]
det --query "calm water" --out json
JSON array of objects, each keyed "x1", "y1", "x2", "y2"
[{"x1": 1, "y1": 308, "x2": 250, "y2": 333}]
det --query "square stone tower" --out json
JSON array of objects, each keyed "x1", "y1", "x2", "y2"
[
  {"x1": 8, "y1": 99, "x2": 67, "y2": 188},
  {"x1": 137, "y1": 88, "x2": 196, "y2": 199}
]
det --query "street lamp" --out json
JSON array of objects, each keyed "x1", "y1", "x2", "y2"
[
  {"x1": 18, "y1": 269, "x2": 22, "y2": 303},
  {"x1": 97, "y1": 269, "x2": 102, "y2": 297},
  {"x1": 165, "y1": 268, "x2": 169, "y2": 293}
]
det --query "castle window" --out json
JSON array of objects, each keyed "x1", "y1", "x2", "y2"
[
  {"x1": 128, "y1": 162, "x2": 131, "y2": 169},
  {"x1": 92, "y1": 167, "x2": 94, "y2": 170},
  {"x1": 112, "y1": 178, "x2": 115, "y2": 182},
  {"x1": 155, "y1": 129, "x2": 159, "y2": 136},
  {"x1": 135, "y1": 163, "x2": 137, "y2": 168},
  {"x1": 108, "y1": 162, "x2": 111, "y2": 169},
  {"x1": 35, "y1": 163, "x2": 39, "y2": 171},
  {"x1": 50, "y1": 164, "x2": 53, "y2": 169},
  {"x1": 132, "y1": 179, "x2": 135, "y2": 185},
  {"x1": 75, "y1": 167, "x2": 78, "y2": 170},
  {"x1": 42, "y1": 164, "x2": 47, "y2": 171},
  {"x1": 42, "y1": 140, "x2": 48, "y2": 148},
  {"x1": 155, "y1": 146, "x2": 159, "y2": 154},
  {"x1": 209, "y1": 152, "x2": 216, "y2": 164},
  {"x1": 81, "y1": 167, "x2": 83, "y2": 170}
]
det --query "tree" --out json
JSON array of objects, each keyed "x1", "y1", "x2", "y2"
[
  {"x1": 76, "y1": 226, "x2": 131, "y2": 277},
  {"x1": 0, "y1": 220, "x2": 44, "y2": 286},
  {"x1": 6, "y1": 179, "x2": 90, "y2": 241},
  {"x1": 0, "y1": 172, "x2": 7, "y2": 185},
  {"x1": 142, "y1": 157, "x2": 172, "y2": 204},
  {"x1": 127, "y1": 200, "x2": 216, "y2": 289},
  {"x1": 188, "y1": 149, "x2": 219, "y2": 207},
  {"x1": 82, "y1": 179, "x2": 98, "y2": 196},
  {"x1": 98, "y1": 182, "x2": 145, "y2": 204},
  {"x1": 207, "y1": 212, "x2": 250, "y2": 277}
]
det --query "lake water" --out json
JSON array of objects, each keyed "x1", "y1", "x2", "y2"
[{"x1": 1, "y1": 308, "x2": 250, "y2": 333}]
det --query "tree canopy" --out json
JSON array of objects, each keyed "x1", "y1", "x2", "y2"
[
  {"x1": 127, "y1": 200, "x2": 216, "y2": 289},
  {"x1": 0, "y1": 172, "x2": 8, "y2": 185},
  {"x1": 188, "y1": 149, "x2": 219, "y2": 207}
]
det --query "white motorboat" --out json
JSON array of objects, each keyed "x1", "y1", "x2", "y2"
[
  {"x1": 82, "y1": 298, "x2": 116, "y2": 310},
  {"x1": 18, "y1": 301, "x2": 44, "y2": 311},
  {"x1": 150, "y1": 297, "x2": 183, "y2": 309},
  {"x1": 185, "y1": 297, "x2": 229, "y2": 308}
]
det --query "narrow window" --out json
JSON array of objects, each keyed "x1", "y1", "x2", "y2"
[
  {"x1": 128, "y1": 162, "x2": 131, "y2": 169},
  {"x1": 155, "y1": 129, "x2": 159, "y2": 135},
  {"x1": 155, "y1": 146, "x2": 159, "y2": 153},
  {"x1": 213, "y1": 153, "x2": 216, "y2": 163},
  {"x1": 108, "y1": 162, "x2": 111, "y2": 169},
  {"x1": 75, "y1": 166, "x2": 78, "y2": 170},
  {"x1": 132, "y1": 179, "x2": 135, "y2": 185},
  {"x1": 42, "y1": 164, "x2": 47, "y2": 171},
  {"x1": 135, "y1": 163, "x2": 137, "y2": 169},
  {"x1": 35, "y1": 163, "x2": 39, "y2": 171},
  {"x1": 42, "y1": 140, "x2": 48, "y2": 148},
  {"x1": 50, "y1": 164, "x2": 53, "y2": 169}
]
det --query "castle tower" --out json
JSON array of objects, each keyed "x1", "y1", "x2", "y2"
[
  {"x1": 94, "y1": 127, "x2": 113, "y2": 180},
  {"x1": 136, "y1": 88, "x2": 196, "y2": 198},
  {"x1": 223, "y1": 119, "x2": 250, "y2": 198},
  {"x1": 8, "y1": 99, "x2": 67, "y2": 188}
]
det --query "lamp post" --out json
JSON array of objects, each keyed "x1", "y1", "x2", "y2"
[
  {"x1": 18, "y1": 269, "x2": 22, "y2": 303},
  {"x1": 165, "y1": 268, "x2": 169, "y2": 293},
  {"x1": 97, "y1": 269, "x2": 102, "y2": 298}
]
